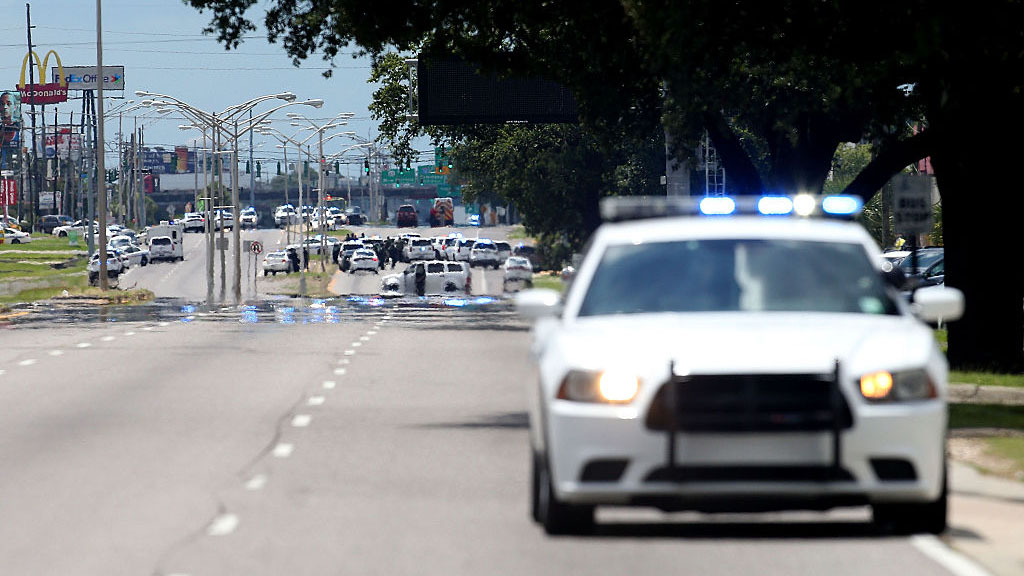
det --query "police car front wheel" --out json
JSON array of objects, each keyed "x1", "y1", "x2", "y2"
[{"x1": 532, "y1": 451, "x2": 594, "y2": 535}]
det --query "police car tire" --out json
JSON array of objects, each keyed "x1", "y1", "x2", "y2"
[
  {"x1": 872, "y1": 463, "x2": 947, "y2": 535},
  {"x1": 533, "y1": 451, "x2": 594, "y2": 535}
]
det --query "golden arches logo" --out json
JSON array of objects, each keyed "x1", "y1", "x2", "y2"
[{"x1": 18, "y1": 49, "x2": 65, "y2": 89}]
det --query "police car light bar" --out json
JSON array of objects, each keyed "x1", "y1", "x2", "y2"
[{"x1": 600, "y1": 194, "x2": 863, "y2": 222}]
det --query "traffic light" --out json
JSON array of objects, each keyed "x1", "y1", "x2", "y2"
[
  {"x1": 277, "y1": 162, "x2": 282, "y2": 175},
  {"x1": 256, "y1": 161, "x2": 261, "y2": 178},
  {"x1": 334, "y1": 161, "x2": 340, "y2": 173},
  {"x1": 363, "y1": 159, "x2": 370, "y2": 174},
  {"x1": 245, "y1": 160, "x2": 251, "y2": 174}
]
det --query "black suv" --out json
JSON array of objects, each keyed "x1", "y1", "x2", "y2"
[{"x1": 38, "y1": 214, "x2": 73, "y2": 234}]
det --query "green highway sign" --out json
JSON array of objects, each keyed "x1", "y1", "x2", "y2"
[{"x1": 380, "y1": 168, "x2": 418, "y2": 186}]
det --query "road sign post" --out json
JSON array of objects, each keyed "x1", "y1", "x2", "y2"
[{"x1": 892, "y1": 174, "x2": 934, "y2": 299}]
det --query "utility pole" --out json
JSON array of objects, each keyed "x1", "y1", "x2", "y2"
[
  {"x1": 232, "y1": 118, "x2": 242, "y2": 304},
  {"x1": 25, "y1": 3, "x2": 37, "y2": 232},
  {"x1": 96, "y1": 0, "x2": 108, "y2": 289},
  {"x1": 248, "y1": 109, "x2": 255, "y2": 209}
]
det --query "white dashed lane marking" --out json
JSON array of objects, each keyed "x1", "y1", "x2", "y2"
[
  {"x1": 18, "y1": 359, "x2": 36, "y2": 366},
  {"x1": 124, "y1": 331, "x2": 136, "y2": 336},
  {"x1": 338, "y1": 358, "x2": 350, "y2": 365},
  {"x1": 49, "y1": 350, "x2": 64, "y2": 356},
  {"x1": 333, "y1": 368, "x2": 346, "y2": 376},
  {"x1": 272, "y1": 443, "x2": 294, "y2": 458},
  {"x1": 359, "y1": 336, "x2": 370, "y2": 342},
  {"x1": 206, "y1": 513, "x2": 239, "y2": 536},
  {"x1": 351, "y1": 342, "x2": 362, "y2": 348},
  {"x1": 323, "y1": 381, "x2": 336, "y2": 390},
  {"x1": 291, "y1": 414, "x2": 312, "y2": 428},
  {"x1": 367, "y1": 331, "x2": 378, "y2": 336},
  {"x1": 245, "y1": 474, "x2": 268, "y2": 491},
  {"x1": 77, "y1": 343, "x2": 91, "y2": 348},
  {"x1": 101, "y1": 336, "x2": 115, "y2": 342},
  {"x1": 344, "y1": 350, "x2": 355, "y2": 356},
  {"x1": 307, "y1": 396, "x2": 325, "y2": 406}
]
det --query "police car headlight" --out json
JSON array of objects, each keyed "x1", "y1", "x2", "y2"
[
  {"x1": 558, "y1": 369, "x2": 641, "y2": 404},
  {"x1": 859, "y1": 369, "x2": 936, "y2": 401}
]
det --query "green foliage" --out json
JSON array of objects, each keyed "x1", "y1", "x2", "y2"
[{"x1": 949, "y1": 404, "x2": 1024, "y2": 431}]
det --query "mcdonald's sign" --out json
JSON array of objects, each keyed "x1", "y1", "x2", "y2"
[{"x1": 17, "y1": 49, "x2": 67, "y2": 105}]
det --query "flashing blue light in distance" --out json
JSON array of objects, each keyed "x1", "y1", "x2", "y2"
[
  {"x1": 757, "y1": 196, "x2": 794, "y2": 215},
  {"x1": 698, "y1": 196, "x2": 736, "y2": 215},
  {"x1": 821, "y1": 195, "x2": 863, "y2": 215},
  {"x1": 444, "y1": 298, "x2": 469, "y2": 307},
  {"x1": 473, "y1": 296, "x2": 496, "y2": 306}
]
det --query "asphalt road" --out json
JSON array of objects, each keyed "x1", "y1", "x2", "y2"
[{"x1": 0, "y1": 223, "x2": 998, "y2": 575}]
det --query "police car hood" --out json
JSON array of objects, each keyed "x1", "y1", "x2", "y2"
[{"x1": 548, "y1": 312, "x2": 936, "y2": 379}]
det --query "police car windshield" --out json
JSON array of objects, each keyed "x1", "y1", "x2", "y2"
[{"x1": 578, "y1": 239, "x2": 898, "y2": 316}]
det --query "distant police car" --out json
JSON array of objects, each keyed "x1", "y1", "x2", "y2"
[{"x1": 516, "y1": 195, "x2": 964, "y2": 535}]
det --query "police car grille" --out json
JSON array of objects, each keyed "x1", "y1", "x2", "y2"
[{"x1": 645, "y1": 374, "x2": 853, "y2": 432}]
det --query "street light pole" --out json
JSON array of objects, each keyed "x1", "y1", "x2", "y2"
[
  {"x1": 95, "y1": 0, "x2": 108, "y2": 289},
  {"x1": 232, "y1": 119, "x2": 242, "y2": 304}
]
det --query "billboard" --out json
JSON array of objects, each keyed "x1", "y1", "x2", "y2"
[
  {"x1": 417, "y1": 56, "x2": 578, "y2": 125},
  {"x1": 141, "y1": 146, "x2": 197, "y2": 174},
  {"x1": 1, "y1": 91, "x2": 22, "y2": 148},
  {"x1": 18, "y1": 49, "x2": 68, "y2": 105},
  {"x1": 36, "y1": 126, "x2": 81, "y2": 159},
  {"x1": 51, "y1": 66, "x2": 125, "y2": 91}
]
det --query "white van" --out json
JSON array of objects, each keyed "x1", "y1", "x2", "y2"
[{"x1": 147, "y1": 221, "x2": 185, "y2": 261}]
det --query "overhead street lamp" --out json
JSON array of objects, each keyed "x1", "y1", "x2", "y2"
[{"x1": 136, "y1": 91, "x2": 323, "y2": 305}]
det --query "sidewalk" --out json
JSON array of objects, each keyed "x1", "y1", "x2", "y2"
[{"x1": 949, "y1": 383, "x2": 1024, "y2": 406}]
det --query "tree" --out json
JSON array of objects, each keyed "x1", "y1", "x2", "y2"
[{"x1": 186, "y1": 0, "x2": 1023, "y2": 370}]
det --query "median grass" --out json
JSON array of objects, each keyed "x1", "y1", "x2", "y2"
[
  {"x1": 0, "y1": 235, "x2": 89, "y2": 252},
  {"x1": 531, "y1": 273, "x2": 564, "y2": 292},
  {"x1": 934, "y1": 329, "x2": 1024, "y2": 388}
]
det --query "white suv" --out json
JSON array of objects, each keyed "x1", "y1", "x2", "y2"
[
  {"x1": 516, "y1": 195, "x2": 965, "y2": 536},
  {"x1": 469, "y1": 240, "x2": 500, "y2": 268}
]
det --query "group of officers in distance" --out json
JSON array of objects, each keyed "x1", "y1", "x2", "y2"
[{"x1": 280, "y1": 233, "x2": 415, "y2": 273}]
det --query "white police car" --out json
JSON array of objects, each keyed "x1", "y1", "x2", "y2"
[{"x1": 516, "y1": 195, "x2": 964, "y2": 535}]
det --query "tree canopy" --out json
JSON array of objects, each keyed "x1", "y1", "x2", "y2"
[{"x1": 187, "y1": 0, "x2": 1024, "y2": 370}]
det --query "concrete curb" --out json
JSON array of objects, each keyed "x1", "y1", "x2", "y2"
[{"x1": 949, "y1": 383, "x2": 1024, "y2": 406}]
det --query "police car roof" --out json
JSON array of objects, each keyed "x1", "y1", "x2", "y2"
[{"x1": 601, "y1": 214, "x2": 874, "y2": 246}]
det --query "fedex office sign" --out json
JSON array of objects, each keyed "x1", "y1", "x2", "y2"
[{"x1": 51, "y1": 65, "x2": 125, "y2": 91}]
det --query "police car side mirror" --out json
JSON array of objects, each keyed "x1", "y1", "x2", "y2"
[
  {"x1": 911, "y1": 285, "x2": 965, "y2": 323},
  {"x1": 515, "y1": 288, "x2": 563, "y2": 318}
]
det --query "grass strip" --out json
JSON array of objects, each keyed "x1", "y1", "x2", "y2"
[{"x1": 949, "y1": 404, "x2": 1024, "y2": 431}]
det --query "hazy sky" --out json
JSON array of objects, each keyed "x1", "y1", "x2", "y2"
[{"x1": 1, "y1": 0, "x2": 422, "y2": 167}]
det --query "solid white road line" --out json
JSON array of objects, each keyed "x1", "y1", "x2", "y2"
[
  {"x1": 272, "y1": 443, "x2": 294, "y2": 458},
  {"x1": 206, "y1": 513, "x2": 239, "y2": 536},
  {"x1": 910, "y1": 535, "x2": 992, "y2": 576},
  {"x1": 291, "y1": 414, "x2": 312, "y2": 428}
]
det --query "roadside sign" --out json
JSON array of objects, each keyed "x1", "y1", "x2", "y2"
[
  {"x1": 216, "y1": 237, "x2": 229, "y2": 251},
  {"x1": 250, "y1": 241, "x2": 263, "y2": 255},
  {"x1": 893, "y1": 175, "x2": 933, "y2": 235},
  {"x1": 1, "y1": 178, "x2": 17, "y2": 206}
]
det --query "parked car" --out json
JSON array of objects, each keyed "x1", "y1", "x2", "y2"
[
  {"x1": 503, "y1": 256, "x2": 534, "y2": 290},
  {"x1": 38, "y1": 214, "x2": 74, "y2": 234},
  {"x1": 239, "y1": 207, "x2": 259, "y2": 229},
  {"x1": 467, "y1": 214, "x2": 481, "y2": 226},
  {"x1": 338, "y1": 240, "x2": 365, "y2": 271},
  {"x1": 182, "y1": 212, "x2": 206, "y2": 233},
  {"x1": 345, "y1": 206, "x2": 365, "y2": 226},
  {"x1": 381, "y1": 260, "x2": 471, "y2": 296},
  {"x1": 3, "y1": 227, "x2": 32, "y2": 244},
  {"x1": 214, "y1": 210, "x2": 234, "y2": 231},
  {"x1": 404, "y1": 238, "x2": 436, "y2": 262},
  {"x1": 274, "y1": 205, "x2": 298, "y2": 228},
  {"x1": 262, "y1": 251, "x2": 291, "y2": 275},
  {"x1": 495, "y1": 241, "x2": 512, "y2": 262},
  {"x1": 53, "y1": 219, "x2": 97, "y2": 238},
  {"x1": 87, "y1": 250, "x2": 126, "y2": 284},
  {"x1": 470, "y1": 239, "x2": 500, "y2": 268},
  {"x1": 1, "y1": 215, "x2": 25, "y2": 231},
  {"x1": 452, "y1": 238, "x2": 476, "y2": 261},
  {"x1": 512, "y1": 243, "x2": 543, "y2": 271},
  {"x1": 148, "y1": 236, "x2": 177, "y2": 262},
  {"x1": 397, "y1": 204, "x2": 419, "y2": 227},
  {"x1": 116, "y1": 243, "x2": 150, "y2": 267},
  {"x1": 898, "y1": 247, "x2": 944, "y2": 289},
  {"x1": 348, "y1": 248, "x2": 380, "y2": 273}
]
